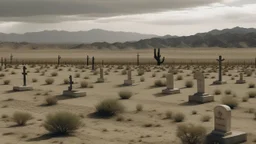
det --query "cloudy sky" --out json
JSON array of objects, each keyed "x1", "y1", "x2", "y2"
[{"x1": 0, "y1": 0, "x2": 255, "y2": 36}]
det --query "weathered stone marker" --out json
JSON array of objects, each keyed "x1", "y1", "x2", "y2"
[
  {"x1": 92, "y1": 56, "x2": 95, "y2": 70},
  {"x1": 57, "y1": 55, "x2": 61, "y2": 66},
  {"x1": 68, "y1": 75, "x2": 73, "y2": 91},
  {"x1": 124, "y1": 67, "x2": 134, "y2": 86},
  {"x1": 10, "y1": 54, "x2": 13, "y2": 65},
  {"x1": 86, "y1": 55, "x2": 89, "y2": 66},
  {"x1": 13, "y1": 66, "x2": 33, "y2": 91},
  {"x1": 236, "y1": 73, "x2": 246, "y2": 84},
  {"x1": 213, "y1": 55, "x2": 227, "y2": 85},
  {"x1": 162, "y1": 72, "x2": 180, "y2": 94},
  {"x1": 206, "y1": 105, "x2": 247, "y2": 144},
  {"x1": 137, "y1": 53, "x2": 140, "y2": 66},
  {"x1": 97, "y1": 67, "x2": 105, "y2": 83},
  {"x1": 189, "y1": 72, "x2": 214, "y2": 103},
  {"x1": 63, "y1": 75, "x2": 86, "y2": 97},
  {"x1": 4, "y1": 58, "x2": 7, "y2": 69}
]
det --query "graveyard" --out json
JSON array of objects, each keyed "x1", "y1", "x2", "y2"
[{"x1": 0, "y1": 48, "x2": 255, "y2": 144}]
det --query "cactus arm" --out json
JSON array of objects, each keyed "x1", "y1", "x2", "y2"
[{"x1": 161, "y1": 57, "x2": 165, "y2": 63}]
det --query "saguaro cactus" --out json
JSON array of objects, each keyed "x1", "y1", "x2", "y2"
[
  {"x1": 216, "y1": 55, "x2": 225, "y2": 81},
  {"x1": 92, "y1": 56, "x2": 95, "y2": 70},
  {"x1": 154, "y1": 48, "x2": 165, "y2": 65}
]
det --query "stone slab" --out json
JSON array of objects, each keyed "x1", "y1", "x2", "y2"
[
  {"x1": 124, "y1": 80, "x2": 134, "y2": 86},
  {"x1": 13, "y1": 86, "x2": 33, "y2": 91},
  {"x1": 206, "y1": 131, "x2": 247, "y2": 144},
  {"x1": 213, "y1": 80, "x2": 227, "y2": 85},
  {"x1": 162, "y1": 88, "x2": 180, "y2": 95},
  {"x1": 189, "y1": 92, "x2": 214, "y2": 103},
  {"x1": 62, "y1": 90, "x2": 86, "y2": 97},
  {"x1": 235, "y1": 80, "x2": 246, "y2": 84}
]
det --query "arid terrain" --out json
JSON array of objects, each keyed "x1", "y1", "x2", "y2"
[{"x1": 0, "y1": 48, "x2": 256, "y2": 144}]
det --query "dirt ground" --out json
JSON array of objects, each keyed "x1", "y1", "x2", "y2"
[{"x1": 0, "y1": 48, "x2": 255, "y2": 144}]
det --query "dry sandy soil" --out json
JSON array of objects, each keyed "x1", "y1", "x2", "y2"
[{"x1": 0, "y1": 48, "x2": 255, "y2": 144}]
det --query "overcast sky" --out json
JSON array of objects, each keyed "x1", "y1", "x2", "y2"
[{"x1": 0, "y1": 0, "x2": 255, "y2": 36}]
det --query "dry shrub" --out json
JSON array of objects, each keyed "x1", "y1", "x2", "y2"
[
  {"x1": 152, "y1": 73, "x2": 156, "y2": 77},
  {"x1": 248, "y1": 91, "x2": 256, "y2": 98},
  {"x1": 136, "y1": 104, "x2": 143, "y2": 112},
  {"x1": 45, "y1": 96, "x2": 58, "y2": 106},
  {"x1": 3, "y1": 80, "x2": 10, "y2": 85},
  {"x1": 119, "y1": 90, "x2": 133, "y2": 99},
  {"x1": 63, "y1": 79, "x2": 69, "y2": 84},
  {"x1": 214, "y1": 89, "x2": 221, "y2": 95},
  {"x1": 140, "y1": 76, "x2": 145, "y2": 82},
  {"x1": 200, "y1": 115, "x2": 211, "y2": 122},
  {"x1": 248, "y1": 83, "x2": 255, "y2": 88},
  {"x1": 137, "y1": 69, "x2": 144, "y2": 76},
  {"x1": 95, "y1": 99, "x2": 124, "y2": 117},
  {"x1": 80, "y1": 81, "x2": 88, "y2": 88},
  {"x1": 75, "y1": 73, "x2": 80, "y2": 78},
  {"x1": 12, "y1": 112, "x2": 33, "y2": 126},
  {"x1": 173, "y1": 112, "x2": 185, "y2": 122},
  {"x1": 51, "y1": 72, "x2": 58, "y2": 77},
  {"x1": 242, "y1": 96, "x2": 249, "y2": 102},
  {"x1": 154, "y1": 79, "x2": 166, "y2": 87},
  {"x1": 43, "y1": 111, "x2": 82, "y2": 134},
  {"x1": 176, "y1": 75, "x2": 183, "y2": 80},
  {"x1": 221, "y1": 96, "x2": 239, "y2": 109},
  {"x1": 185, "y1": 80, "x2": 194, "y2": 88},
  {"x1": 177, "y1": 123, "x2": 207, "y2": 144},
  {"x1": 32, "y1": 78, "x2": 38, "y2": 83},
  {"x1": 45, "y1": 78, "x2": 54, "y2": 85},
  {"x1": 165, "y1": 110, "x2": 173, "y2": 119},
  {"x1": 224, "y1": 89, "x2": 232, "y2": 95}
]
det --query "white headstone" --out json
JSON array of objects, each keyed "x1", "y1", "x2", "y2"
[
  {"x1": 239, "y1": 73, "x2": 243, "y2": 81},
  {"x1": 214, "y1": 105, "x2": 231, "y2": 134},
  {"x1": 166, "y1": 73, "x2": 174, "y2": 89},
  {"x1": 196, "y1": 72, "x2": 205, "y2": 93}
]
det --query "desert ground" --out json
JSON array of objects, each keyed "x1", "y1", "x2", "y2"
[{"x1": 0, "y1": 48, "x2": 256, "y2": 144}]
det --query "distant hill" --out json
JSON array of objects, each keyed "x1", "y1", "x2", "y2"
[
  {"x1": 0, "y1": 29, "x2": 158, "y2": 43},
  {"x1": 0, "y1": 27, "x2": 256, "y2": 49}
]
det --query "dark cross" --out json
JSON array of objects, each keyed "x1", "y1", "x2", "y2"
[
  {"x1": 57, "y1": 55, "x2": 61, "y2": 66},
  {"x1": 10, "y1": 54, "x2": 13, "y2": 65},
  {"x1": 68, "y1": 75, "x2": 74, "y2": 91},
  {"x1": 92, "y1": 56, "x2": 95, "y2": 70},
  {"x1": 22, "y1": 66, "x2": 27, "y2": 86},
  {"x1": 216, "y1": 55, "x2": 225, "y2": 82}
]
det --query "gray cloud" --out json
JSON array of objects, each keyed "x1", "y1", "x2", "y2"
[{"x1": 0, "y1": 0, "x2": 221, "y2": 22}]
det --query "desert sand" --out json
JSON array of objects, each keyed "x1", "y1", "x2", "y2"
[{"x1": 0, "y1": 48, "x2": 255, "y2": 144}]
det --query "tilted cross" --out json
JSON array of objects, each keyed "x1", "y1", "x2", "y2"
[
  {"x1": 68, "y1": 75, "x2": 74, "y2": 91},
  {"x1": 22, "y1": 66, "x2": 27, "y2": 86}
]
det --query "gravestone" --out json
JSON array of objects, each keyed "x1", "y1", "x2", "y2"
[
  {"x1": 124, "y1": 68, "x2": 134, "y2": 86},
  {"x1": 63, "y1": 75, "x2": 86, "y2": 97},
  {"x1": 162, "y1": 73, "x2": 180, "y2": 94},
  {"x1": 236, "y1": 73, "x2": 246, "y2": 84},
  {"x1": 213, "y1": 55, "x2": 227, "y2": 85},
  {"x1": 97, "y1": 67, "x2": 105, "y2": 83},
  {"x1": 206, "y1": 105, "x2": 247, "y2": 144},
  {"x1": 13, "y1": 66, "x2": 33, "y2": 91},
  {"x1": 189, "y1": 72, "x2": 214, "y2": 103}
]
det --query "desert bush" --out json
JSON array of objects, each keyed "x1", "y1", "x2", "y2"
[
  {"x1": 137, "y1": 69, "x2": 144, "y2": 76},
  {"x1": 176, "y1": 75, "x2": 183, "y2": 80},
  {"x1": 95, "y1": 99, "x2": 124, "y2": 117},
  {"x1": 32, "y1": 78, "x2": 38, "y2": 83},
  {"x1": 221, "y1": 96, "x2": 239, "y2": 109},
  {"x1": 162, "y1": 73, "x2": 166, "y2": 78},
  {"x1": 12, "y1": 112, "x2": 33, "y2": 126},
  {"x1": 200, "y1": 115, "x2": 211, "y2": 122},
  {"x1": 84, "y1": 76, "x2": 89, "y2": 79},
  {"x1": 11, "y1": 71, "x2": 16, "y2": 75},
  {"x1": 248, "y1": 91, "x2": 256, "y2": 98},
  {"x1": 88, "y1": 84, "x2": 94, "y2": 88},
  {"x1": 185, "y1": 80, "x2": 194, "y2": 88},
  {"x1": 80, "y1": 81, "x2": 88, "y2": 88},
  {"x1": 214, "y1": 89, "x2": 221, "y2": 95},
  {"x1": 224, "y1": 89, "x2": 232, "y2": 95},
  {"x1": 63, "y1": 79, "x2": 69, "y2": 84},
  {"x1": 242, "y1": 96, "x2": 249, "y2": 102},
  {"x1": 45, "y1": 96, "x2": 58, "y2": 106},
  {"x1": 248, "y1": 83, "x2": 255, "y2": 88},
  {"x1": 75, "y1": 73, "x2": 80, "y2": 78},
  {"x1": 176, "y1": 123, "x2": 207, "y2": 144},
  {"x1": 191, "y1": 110, "x2": 197, "y2": 115},
  {"x1": 136, "y1": 104, "x2": 143, "y2": 112},
  {"x1": 43, "y1": 111, "x2": 82, "y2": 134},
  {"x1": 45, "y1": 78, "x2": 54, "y2": 85},
  {"x1": 119, "y1": 90, "x2": 133, "y2": 99},
  {"x1": 140, "y1": 76, "x2": 145, "y2": 82},
  {"x1": 154, "y1": 79, "x2": 166, "y2": 87},
  {"x1": 3, "y1": 80, "x2": 10, "y2": 85},
  {"x1": 152, "y1": 73, "x2": 156, "y2": 77},
  {"x1": 93, "y1": 71, "x2": 99, "y2": 75},
  {"x1": 116, "y1": 115, "x2": 125, "y2": 121},
  {"x1": 0, "y1": 73, "x2": 5, "y2": 77},
  {"x1": 51, "y1": 72, "x2": 58, "y2": 77},
  {"x1": 165, "y1": 110, "x2": 173, "y2": 119},
  {"x1": 173, "y1": 112, "x2": 185, "y2": 122}
]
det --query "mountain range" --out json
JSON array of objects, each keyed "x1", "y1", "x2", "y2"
[{"x1": 0, "y1": 27, "x2": 256, "y2": 49}]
